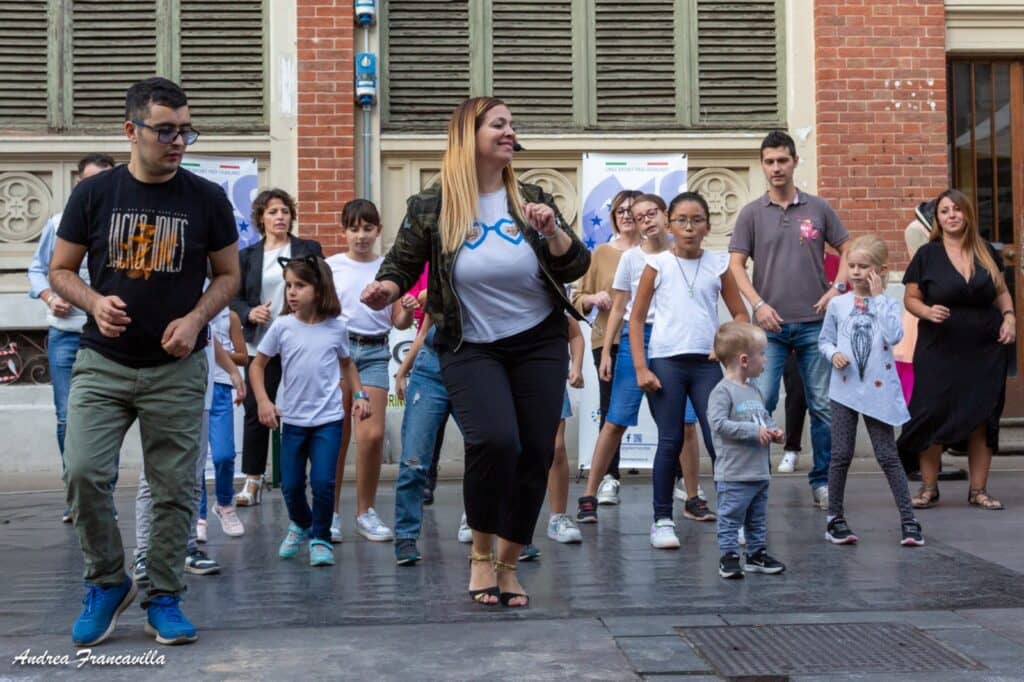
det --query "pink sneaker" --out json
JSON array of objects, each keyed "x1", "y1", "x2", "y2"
[{"x1": 213, "y1": 504, "x2": 245, "y2": 537}]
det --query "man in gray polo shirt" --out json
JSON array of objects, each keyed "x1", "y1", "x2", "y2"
[{"x1": 728, "y1": 130, "x2": 850, "y2": 509}]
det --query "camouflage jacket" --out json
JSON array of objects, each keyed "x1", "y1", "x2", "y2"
[{"x1": 376, "y1": 182, "x2": 590, "y2": 351}]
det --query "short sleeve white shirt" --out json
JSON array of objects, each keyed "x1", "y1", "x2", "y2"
[
  {"x1": 256, "y1": 315, "x2": 352, "y2": 427},
  {"x1": 646, "y1": 249, "x2": 729, "y2": 359},
  {"x1": 326, "y1": 254, "x2": 393, "y2": 336},
  {"x1": 611, "y1": 246, "x2": 656, "y2": 325}
]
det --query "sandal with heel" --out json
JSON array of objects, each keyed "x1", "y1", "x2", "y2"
[
  {"x1": 467, "y1": 551, "x2": 499, "y2": 605},
  {"x1": 912, "y1": 484, "x2": 939, "y2": 509},
  {"x1": 495, "y1": 559, "x2": 529, "y2": 608},
  {"x1": 968, "y1": 488, "x2": 1004, "y2": 510},
  {"x1": 234, "y1": 476, "x2": 263, "y2": 507}
]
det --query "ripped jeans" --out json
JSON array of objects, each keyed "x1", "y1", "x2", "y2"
[{"x1": 394, "y1": 338, "x2": 453, "y2": 541}]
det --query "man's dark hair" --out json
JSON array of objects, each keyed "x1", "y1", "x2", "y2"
[
  {"x1": 760, "y1": 130, "x2": 797, "y2": 160},
  {"x1": 77, "y1": 153, "x2": 115, "y2": 175},
  {"x1": 124, "y1": 77, "x2": 188, "y2": 122}
]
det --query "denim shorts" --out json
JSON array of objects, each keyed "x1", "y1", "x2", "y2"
[
  {"x1": 561, "y1": 389, "x2": 572, "y2": 420},
  {"x1": 349, "y1": 338, "x2": 390, "y2": 390},
  {"x1": 606, "y1": 323, "x2": 697, "y2": 427}
]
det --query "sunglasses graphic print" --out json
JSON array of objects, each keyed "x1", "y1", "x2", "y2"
[{"x1": 464, "y1": 218, "x2": 522, "y2": 250}]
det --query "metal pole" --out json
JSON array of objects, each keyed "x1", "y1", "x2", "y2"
[{"x1": 362, "y1": 24, "x2": 373, "y2": 200}]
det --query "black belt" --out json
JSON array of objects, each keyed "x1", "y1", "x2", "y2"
[{"x1": 348, "y1": 332, "x2": 389, "y2": 346}]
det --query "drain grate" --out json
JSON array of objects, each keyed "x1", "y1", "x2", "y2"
[{"x1": 678, "y1": 622, "x2": 985, "y2": 677}]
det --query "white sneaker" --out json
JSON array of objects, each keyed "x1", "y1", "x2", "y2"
[
  {"x1": 213, "y1": 503, "x2": 245, "y2": 537},
  {"x1": 355, "y1": 507, "x2": 393, "y2": 542},
  {"x1": 777, "y1": 451, "x2": 799, "y2": 473},
  {"x1": 674, "y1": 478, "x2": 707, "y2": 501},
  {"x1": 596, "y1": 475, "x2": 621, "y2": 505},
  {"x1": 737, "y1": 526, "x2": 746, "y2": 546},
  {"x1": 457, "y1": 513, "x2": 472, "y2": 544},
  {"x1": 812, "y1": 485, "x2": 829, "y2": 510},
  {"x1": 547, "y1": 513, "x2": 583, "y2": 544},
  {"x1": 196, "y1": 518, "x2": 207, "y2": 543},
  {"x1": 330, "y1": 513, "x2": 344, "y2": 544},
  {"x1": 649, "y1": 518, "x2": 681, "y2": 549}
]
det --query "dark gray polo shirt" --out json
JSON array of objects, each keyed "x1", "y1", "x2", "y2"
[{"x1": 728, "y1": 191, "x2": 848, "y2": 323}]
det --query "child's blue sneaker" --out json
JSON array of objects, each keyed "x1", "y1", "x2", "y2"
[
  {"x1": 71, "y1": 577, "x2": 136, "y2": 646},
  {"x1": 279, "y1": 522, "x2": 307, "y2": 559},
  {"x1": 143, "y1": 594, "x2": 197, "y2": 645},
  {"x1": 309, "y1": 539, "x2": 335, "y2": 566}
]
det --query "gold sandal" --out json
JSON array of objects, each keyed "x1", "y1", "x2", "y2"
[
  {"x1": 911, "y1": 484, "x2": 939, "y2": 509},
  {"x1": 968, "y1": 488, "x2": 1004, "y2": 510},
  {"x1": 494, "y1": 559, "x2": 529, "y2": 608},
  {"x1": 467, "y1": 551, "x2": 499, "y2": 604}
]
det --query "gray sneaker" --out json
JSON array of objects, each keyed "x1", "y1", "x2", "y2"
[
  {"x1": 184, "y1": 549, "x2": 221, "y2": 575},
  {"x1": 132, "y1": 555, "x2": 149, "y2": 585}
]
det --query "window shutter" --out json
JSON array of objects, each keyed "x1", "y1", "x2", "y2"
[
  {"x1": 594, "y1": 0, "x2": 677, "y2": 125},
  {"x1": 180, "y1": 0, "x2": 267, "y2": 130},
  {"x1": 384, "y1": 0, "x2": 471, "y2": 130},
  {"x1": 696, "y1": 0, "x2": 780, "y2": 124},
  {"x1": 71, "y1": 0, "x2": 159, "y2": 126},
  {"x1": 491, "y1": 0, "x2": 573, "y2": 126},
  {"x1": 0, "y1": 0, "x2": 48, "y2": 125}
]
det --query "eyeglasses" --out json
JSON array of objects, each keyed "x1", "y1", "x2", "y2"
[
  {"x1": 632, "y1": 208, "x2": 663, "y2": 224},
  {"x1": 669, "y1": 216, "x2": 709, "y2": 228},
  {"x1": 278, "y1": 255, "x2": 323, "y2": 282},
  {"x1": 131, "y1": 119, "x2": 200, "y2": 146}
]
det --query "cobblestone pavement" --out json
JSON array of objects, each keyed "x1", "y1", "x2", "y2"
[{"x1": 2, "y1": 469, "x2": 1024, "y2": 679}]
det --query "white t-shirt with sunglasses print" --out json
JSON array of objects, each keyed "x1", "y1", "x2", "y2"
[{"x1": 452, "y1": 188, "x2": 553, "y2": 343}]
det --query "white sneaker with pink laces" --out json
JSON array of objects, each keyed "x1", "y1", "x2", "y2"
[{"x1": 213, "y1": 504, "x2": 245, "y2": 537}]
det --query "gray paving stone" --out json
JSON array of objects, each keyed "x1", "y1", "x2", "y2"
[
  {"x1": 601, "y1": 614, "x2": 726, "y2": 637},
  {"x1": 956, "y1": 608, "x2": 1024, "y2": 646},
  {"x1": 927, "y1": 627, "x2": 1024, "y2": 674},
  {"x1": 614, "y1": 636, "x2": 711, "y2": 675}
]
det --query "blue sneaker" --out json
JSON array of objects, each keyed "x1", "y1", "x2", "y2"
[
  {"x1": 518, "y1": 544, "x2": 541, "y2": 562},
  {"x1": 143, "y1": 594, "x2": 197, "y2": 645},
  {"x1": 72, "y1": 577, "x2": 137, "y2": 646},
  {"x1": 279, "y1": 522, "x2": 307, "y2": 559},
  {"x1": 309, "y1": 539, "x2": 335, "y2": 566}
]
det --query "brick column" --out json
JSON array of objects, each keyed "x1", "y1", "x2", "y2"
[
  {"x1": 814, "y1": 0, "x2": 948, "y2": 267},
  {"x1": 297, "y1": 0, "x2": 357, "y2": 255}
]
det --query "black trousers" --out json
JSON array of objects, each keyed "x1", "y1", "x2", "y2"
[
  {"x1": 783, "y1": 349, "x2": 806, "y2": 452},
  {"x1": 241, "y1": 354, "x2": 282, "y2": 476},
  {"x1": 439, "y1": 311, "x2": 568, "y2": 545},
  {"x1": 592, "y1": 345, "x2": 622, "y2": 479}
]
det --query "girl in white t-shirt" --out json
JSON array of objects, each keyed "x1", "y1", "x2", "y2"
[
  {"x1": 250, "y1": 256, "x2": 371, "y2": 567},
  {"x1": 326, "y1": 200, "x2": 414, "y2": 544},
  {"x1": 630, "y1": 192, "x2": 749, "y2": 549}
]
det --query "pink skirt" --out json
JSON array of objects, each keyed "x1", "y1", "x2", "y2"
[{"x1": 896, "y1": 360, "x2": 914, "y2": 404}]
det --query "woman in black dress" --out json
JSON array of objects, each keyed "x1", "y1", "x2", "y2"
[{"x1": 897, "y1": 189, "x2": 1015, "y2": 510}]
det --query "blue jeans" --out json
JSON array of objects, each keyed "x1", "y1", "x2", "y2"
[
  {"x1": 716, "y1": 480, "x2": 769, "y2": 555},
  {"x1": 647, "y1": 354, "x2": 723, "y2": 520},
  {"x1": 280, "y1": 420, "x2": 342, "y2": 542},
  {"x1": 200, "y1": 383, "x2": 237, "y2": 515},
  {"x1": 755, "y1": 322, "x2": 832, "y2": 488},
  {"x1": 48, "y1": 328, "x2": 81, "y2": 465},
  {"x1": 394, "y1": 342, "x2": 451, "y2": 541}
]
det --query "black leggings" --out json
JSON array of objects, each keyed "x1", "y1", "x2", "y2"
[
  {"x1": 241, "y1": 354, "x2": 281, "y2": 476},
  {"x1": 783, "y1": 350, "x2": 806, "y2": 452},
  {"x1": 439, "y1": 311, "x2": 568, "y2": 545},
  {"x1": 592, "y1": 345, "x2": 622, "y2": 479}
]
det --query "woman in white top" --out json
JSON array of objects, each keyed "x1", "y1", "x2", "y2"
[
  {"x1": 326, "y1": 199, "x2": 413, "y2": 543},
  {"x1": 630, "y1": 192, "x2": 748, "y2": 549},
  {"x1": 230, "y1": 189, "x2": 323, "y2": 506}
]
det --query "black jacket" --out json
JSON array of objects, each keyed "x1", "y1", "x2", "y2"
[
  {"x1": 376, "y1": 182, "x2": 590, "y2": 351},
  {"x1": 230, "y1": 235, "x2": 324, "y2": 344}
]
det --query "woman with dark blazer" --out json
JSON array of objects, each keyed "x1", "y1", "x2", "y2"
[{"x1": 229, "y1": 188, "x2": 323, "y2": 505}]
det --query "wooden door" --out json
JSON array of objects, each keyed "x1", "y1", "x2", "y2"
[{"x1": 948, "y1": 59, "x2": 1024, "y2": 417}]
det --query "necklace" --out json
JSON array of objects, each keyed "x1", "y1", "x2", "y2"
[{"x1": 674, "y1": 250, "x2": 703, "y2": 297}]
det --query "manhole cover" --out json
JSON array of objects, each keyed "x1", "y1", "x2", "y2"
[{"x1": 678, "y1": 622, "x2": 985, "y2": 677}]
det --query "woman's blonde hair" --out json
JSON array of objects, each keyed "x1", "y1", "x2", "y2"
[
  {"x1": 439, "y1": 97, "x2": 526, "y2": 254},
  {"x1": 929, "y1": 189, "x2": 1004, "y2": 292}
]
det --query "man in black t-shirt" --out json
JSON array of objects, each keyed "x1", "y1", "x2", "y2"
[{"x1": 50, "y1": 77, "x2": 240, "y2": 647}]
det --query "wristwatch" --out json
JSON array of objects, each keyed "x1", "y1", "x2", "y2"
[{"x1": 833, "y1": 282, "x2": 847, "y2": 293}]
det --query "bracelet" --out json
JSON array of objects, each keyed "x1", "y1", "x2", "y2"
[
  {"x1": 1002, "y1": 310, "x2": 1015, "y2": 317},
  {"x1": 752, "y1": 300, "x2": 766, "y2": 313},
  {"x1": 353, "y1": 390, "x2": 370, "y2": 401}
]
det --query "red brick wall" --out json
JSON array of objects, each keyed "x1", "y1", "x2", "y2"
[
  {"x1": 297, "y1": 0, "x2": 357, "y2": 255},
  {"x1": 814, "y1": 0, "x2": 948, "y2": 268}
]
